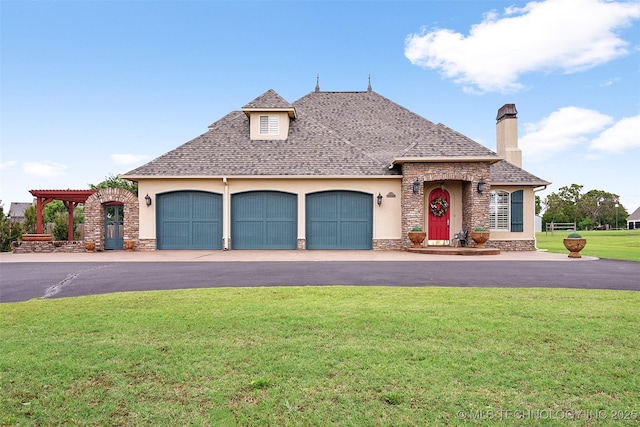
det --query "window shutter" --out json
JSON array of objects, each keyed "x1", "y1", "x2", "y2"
[
  {"x1": 259, "y1": 116, "x2": 269, "y2": 134},
  {"x1": 268, "y1": 116, "x2": 279, "y2": 134},
  {"x1": 510, "y1": 190, "x2": 524, "y2": 232},
  {"x1": 259, "y1": 116, "x2": 279, "y2": 135}
]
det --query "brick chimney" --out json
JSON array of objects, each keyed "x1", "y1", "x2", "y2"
[{"x1": 496, "y1": 104, "x2": 522, "y2": 168}]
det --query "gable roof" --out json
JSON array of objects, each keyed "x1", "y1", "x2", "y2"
[
  {"x1": 242, "y1": 89, "x2": 293, "y2": 110},
  {"x1": 122, "y1": 89, "x2": 544, "y2": 185},
  {"x1": 628, "y1": 206, "x2": 640, "y2": 221},
  {"x1": 8, "y1": 202, "x2": 32, "y2": 220},
  {"x1": 242, "y1": 89, "x2": 297, "y2": 118}
]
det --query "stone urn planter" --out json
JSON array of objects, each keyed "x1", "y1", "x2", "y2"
[
  {"x1": 470, "y1": 228, "x2": 490, "y2": 248},
  {"x1": 408, "y1": 227, "x2": 427, "y2": 248},
  {"x1": 124, "y1": 240, "x2": 135, "y2": 252},
  {"x1": 563, "y1": 232, "x2": 587, "y2": 258},
  {"x1": 84, "y1": 241, "x2": 95, "y2": 252}
]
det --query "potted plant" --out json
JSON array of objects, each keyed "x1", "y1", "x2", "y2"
[
  {"x1": 124, "y1": 240, "x2": 135, "y2": 252},
  {"x1": 563, "y1": 232, "x2": 586, "y2": 258},
  {"x1": 84, "y1": 240, "x2": 95, "y2": 252},
  {"x1": 408, "y1": 227, "x2": 427, "y2": 248},
  {"x1": 470, "y1": 227, "x2": 490, "y2": 248}
]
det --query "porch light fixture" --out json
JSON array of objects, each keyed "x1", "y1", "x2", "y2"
[
  {"x1": 377, "y1": 193, "x2": 383, "y2": 207},
  {"x1": 477, "y1": 178, "x2": 486, "y2": 195},
  {"x1": 413, "y1": 179, "x2": 421, "y2": 194},
  {"x1": 144, "y1": 194, "x2": 152, "y2": 207}
]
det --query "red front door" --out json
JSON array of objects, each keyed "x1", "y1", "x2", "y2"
[{"x1": 428, "y1": 188, "x2": 450, "y2": 242}]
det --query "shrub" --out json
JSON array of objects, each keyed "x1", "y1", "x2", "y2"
[
  {"x1": 474, "y1": 227, "x2": 486, "y2": 232},
  {"x1": 567, "y1": 232, "x2": 582, "y2": 238},
  {"x1": 410, "y1": 227, "x2": 423, "y2": 232}
]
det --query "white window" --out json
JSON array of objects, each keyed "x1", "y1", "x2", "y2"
[
  {"x1": 490, "y1": 190, "x2": 510, "y2": 230},
  {"x1": 259, "y1": 115, "x2": 279, "y2": 135}
]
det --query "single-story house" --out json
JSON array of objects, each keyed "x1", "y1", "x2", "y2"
[
  {"x1": 627, "y1": 206, "x2": 640, "y2": 229},
  {"x1": 120, "y1": 84, "x2": 550, "y2": 251}
]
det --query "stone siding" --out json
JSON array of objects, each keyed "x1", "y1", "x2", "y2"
[
  {"x1": 486, "y1": 239, "x2": 536, "y2": 251},
  {"x1": 84, "y1": 188, "x2": 139, "y2": 251},
  {"x1": 137, "y1": 239, "x2": 157, "y2": 251},
  {"x1": 11, "y1": 240, "x2": 87, "y2": 253},
  {"x1": 401, "y1": 162, "x2": 491, "y2": 249},
  {"x1": 373, "y1": 239, "x2": 402, "y2": 250}
]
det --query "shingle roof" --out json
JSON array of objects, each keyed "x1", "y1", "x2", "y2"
[
  {"x1": 8, "y1": 202, "x2": 32, "y2": 220},
  {"x1": 627, "y1": 206, "x2": 640, "y2": 221},
  {"x1": 242, "y1": 89, "x2": 293, "y2": 110},
  {"x1": 490, "y1": 160, "x2": 550, "y2": 186},
  {"x1": 123, "y1": 89, "x2": 542, "y2": 185}
]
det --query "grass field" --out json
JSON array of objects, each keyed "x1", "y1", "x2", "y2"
[
  {"x1": 536, "y1": 229, "x2": 640, "y2": 262},
  {"x1": 2, "y1": 287, "x2": 639, "y2": 426}
]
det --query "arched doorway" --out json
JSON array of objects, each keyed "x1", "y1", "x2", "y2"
[
  {"x1": 84, "y1": 188, "x2": 138, "y2": 251},
  {"x1": 104, "y1": 202, "x2": 125, "y2": 250},
  {"x1": 428, "y1": 188, "x2": 450, "y2": 245}
]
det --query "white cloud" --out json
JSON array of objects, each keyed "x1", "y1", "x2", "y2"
[
  {"x1": 110, "y1": 154, "x2": 150, "y2": 165},
  {"x1": 0, "y1": 160, "x2": 17, "y2": 169},
  {"x1": 404, "y1": 0, "x2": 640, "y2": 93},
  {"x1": 589, "y1": 115, "x2": 640, "y2": 152},
  {"x1": 23, "y1": 161, "x2": 67, "y2": 178},
  {"x1": 520, "y1": 107, "x2": 614, "y2": 160}
]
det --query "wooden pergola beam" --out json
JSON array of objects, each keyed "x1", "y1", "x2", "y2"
[{"x1": 29, "y1": 190, "x2": 97, "y2": 238}]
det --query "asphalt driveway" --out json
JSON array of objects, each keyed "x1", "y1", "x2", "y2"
[{"x1": 1, "y1": 258, "x2": 638, "y2": 303}]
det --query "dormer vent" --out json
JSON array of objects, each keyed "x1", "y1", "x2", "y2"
[{"x1": 242, "y1": 89, "x2": 296, "y2": 140}]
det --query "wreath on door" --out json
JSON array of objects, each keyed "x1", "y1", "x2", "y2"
[{"x1": 430, "y1": 197, "x2": 449, "y2": 217}]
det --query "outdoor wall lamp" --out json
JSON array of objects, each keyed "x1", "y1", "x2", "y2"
[
  {"x1": 477, "y1": 178, "x2": 486, "y2": 195},
  {"x1": 144, "y1": 194, "x2": 152, "y2": 207},
  {"x1": 377, "y1": 193, "x2": 383, "y2": 207},
  {"x1": 413, "y1": 179, "x2": 421, "y2": 194}
]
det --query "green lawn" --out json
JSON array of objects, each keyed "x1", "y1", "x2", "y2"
[
  {"x1": 536, "y1": 229, "x2": 640, "y2": 262},
  {"x1": 2, "y1": 287, "x2": 639, "y2": 426}
]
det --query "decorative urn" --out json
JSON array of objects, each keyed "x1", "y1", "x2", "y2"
[
  {"x1": 408, "y1": 227, "x2": 427, "y2": 248},
  {"x1": 563, "y1": 232, "x2": 587, "y2": 258},
  {"x1": 470, "y1": 227, "x2": 490, "y2": 248}
]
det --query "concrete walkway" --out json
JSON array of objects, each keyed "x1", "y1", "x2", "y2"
[{"x1": 0, "y1": 249, "x2": 598, "y2": 263}]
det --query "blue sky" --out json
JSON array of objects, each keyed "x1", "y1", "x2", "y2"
[{"x1": 2, "y1": 0, "x2": 639, "y2": 214}]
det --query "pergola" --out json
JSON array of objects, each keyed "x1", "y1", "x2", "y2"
[{"x1": 29, "y1": 189, "x2": 97, "y2": 241}]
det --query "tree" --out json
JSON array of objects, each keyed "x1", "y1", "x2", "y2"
[
  {"x1": 23, "y1": 205, "x2": 37, "y2": 234},
  {"x1": 39, "y1": 200, "x2": 84, "y2": 240},
  {"x1": 578, "y1": 190, "x2": 624, "y2": 229},
  {"x1": 90, "y1": 173, "x2": 137, "y2": 195},
  {"x1": 542, "y1": 184, "x2": 628, "y2": 230},
  {"x1": 557, "y1": 184, "x2": 583, "y2": 224},
  {"x1": 0, "y1": 201, "x2": 23, "y2": 252}
]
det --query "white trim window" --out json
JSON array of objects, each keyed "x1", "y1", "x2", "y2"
[
  {"x1": 490, "y1": 190, "x2": 510, "y2": 230},
  {"x1": 489, "y1": 189, "x2": 525, "y2": 232},
  {"x1": 259, "y1": 115, "x2": 279, "y2": 135}
]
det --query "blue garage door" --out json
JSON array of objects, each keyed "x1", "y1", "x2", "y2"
[
  {"x1": 231, "y1": 191, "x2": 297, "y2": 249},
  {"x1": 157, "y1": 191, "x2": 222, "y2": 250},
  {"x1": 306, "y1": 191, "x2": 372, "y2": 249}
]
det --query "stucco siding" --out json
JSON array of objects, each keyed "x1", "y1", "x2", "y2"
[
  {"x1": 137, "y1": 177, "x2": 402, "y2": 249},
  {"x1": 486, "y1": 185, "x2": 537, "y2": 242}
]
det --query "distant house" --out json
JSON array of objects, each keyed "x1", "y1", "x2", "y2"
[
  {"x1": 627, "y1": 206, "x2": 640, "y2": 230},
  {"x1": 8, "y1": 202, "x2": 32, "y2": 223},
  {"x1": 119, "y1": 85, "x2": 550, "y2": 251}
]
